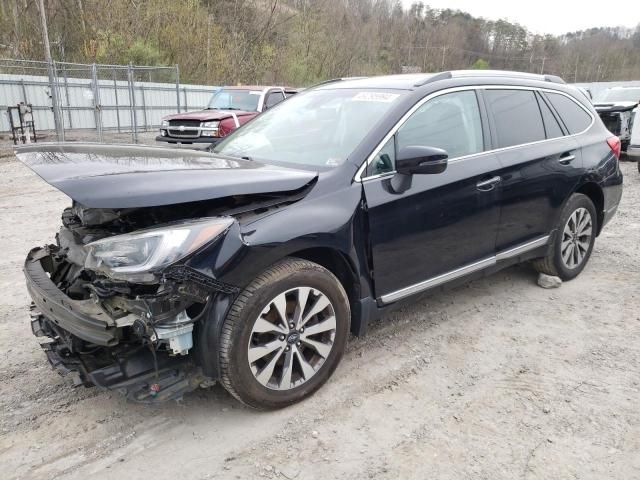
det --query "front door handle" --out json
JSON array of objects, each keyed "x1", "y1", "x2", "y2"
[
  {"x1": 476, "y1": 175, "x2": 501, "y2": 191},
  {"x1": 559, "y1": 152, "x2": 576, "y2": 165}
]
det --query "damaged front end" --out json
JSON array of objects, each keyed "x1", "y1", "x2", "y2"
[
  {"x1": 17, "y1": 143, "x2": 319, "y2": 403},
  {"x1": 25, "y1": 204, "x2": 240, "y2": 403}
]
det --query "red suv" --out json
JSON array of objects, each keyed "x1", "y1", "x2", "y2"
[{"x1": 156, "y1": 86, "x2": 297, "y2": 149}]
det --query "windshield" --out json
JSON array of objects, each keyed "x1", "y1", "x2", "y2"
[
  {"x1": 599, "y1": 88, "x2": 640, "y2": 103},
  {"x1": 207, "y1": 89, "x2": 261, "y2": 111},
  {"x1": 213, "y1": 89, "x2": 403, "y2": 167}
]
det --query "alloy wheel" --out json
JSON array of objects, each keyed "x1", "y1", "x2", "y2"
[
  {"x1": 247, "y1": 287, "x2": 337, "y2": 390},
  {"x1": 561, "y1": 207, "x2": 593, "y2": 269}
]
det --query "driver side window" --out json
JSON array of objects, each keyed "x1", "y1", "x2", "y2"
[
  {"x1": 367, "y1": 90, "x2": 484, "y2": 177},
  {"x1": 367, "y1": 136, "x2": 395, "y2": 177},
  {"x1": 397, "y1": 90, "x2": 483, "y2": 159}
]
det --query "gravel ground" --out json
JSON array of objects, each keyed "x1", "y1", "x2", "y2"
[{"x1": 0, "y1": 149, "x2": 638, "y2": 480}]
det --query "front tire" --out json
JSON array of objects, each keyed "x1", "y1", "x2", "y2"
[
  {"x1": 218, "y1": 258, "x2": 350, "y2": 409},
  {"x1": 532, "y1": 193, "x2": 597, "y2": 280}
]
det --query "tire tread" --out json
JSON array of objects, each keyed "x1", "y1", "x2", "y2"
[
  {"x1": 218, "y1": 257, "x2": 348, "y2": 409},
  {"x1": 532, "y1": 193, "x2": 596, "y2": 280}
]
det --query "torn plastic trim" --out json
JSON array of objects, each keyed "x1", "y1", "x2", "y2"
[
  {"x1": 33, "y1": 311, "x2": 204, "y2": 403},
  {"x1": 163, "y1": 264, "x2": 239, "y2": 295}
]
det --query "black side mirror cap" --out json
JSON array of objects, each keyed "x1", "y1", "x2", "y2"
[{"x1": 395, "y1": 145, "x2": 448, "y2": 175}]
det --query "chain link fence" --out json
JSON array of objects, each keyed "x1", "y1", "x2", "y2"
[{"x1": 0, "y1": 59, "x2": 216, "y2": 144}]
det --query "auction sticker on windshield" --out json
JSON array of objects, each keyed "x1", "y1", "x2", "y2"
[{"x1": 353, "y1": 92, "x2": 400, "y2": 102}]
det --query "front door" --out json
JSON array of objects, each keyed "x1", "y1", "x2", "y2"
[{"x1": 362, "y1": 89, "x2": 502, "y2": 302}]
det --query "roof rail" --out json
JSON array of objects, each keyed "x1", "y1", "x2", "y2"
[
  {"x1": 307, "y1": 76, "x2": 368, "y2": 89},
  {"x1": 542, "y1": 74, "x2": 566, "y2": 84},
  {"x1": 448, "y1": 70, "x2": 566, "y2": 84},
  {"x1": 413, "y1": 71, "x2": 453, "y2": 87}
]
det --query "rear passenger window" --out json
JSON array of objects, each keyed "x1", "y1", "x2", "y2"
[
  {"x1": 536, "y1": 93, "x2": 564, "y2": 139},
  {"x1": 545, "y1": 92, "x2": 592, "y2": 134},
  {"x1": 485, "y1": 89, "x2": 545, "y2": 148}
]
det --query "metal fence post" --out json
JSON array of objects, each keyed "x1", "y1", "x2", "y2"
[
  {"x1": 175, "y1": 64, "x2": 181, "y2": 113},
  {"x1": 19, "y1": 79, "x2": 28, "y2": 103},
  {"x1": 91, "y1": 63, "x2": 103, "y2": 142},
  {"x1": 113, "y1": 68, "x2": 121, "y2": 133},
  {"x1": 183, "y1": 87, "x2": 188, "y2": 111},
  {"x1": 139, "y1": 85, "x2": 148, "y2": 131},
  {"x1": 127, "y1": 63, "x2": 138, "y2": 143},
  {"x1": 51, "y1": 61, "x2": 65, "y2": 141},
  {"x1": 62, "y1": 66, "x2": 73, "y2": 129}
]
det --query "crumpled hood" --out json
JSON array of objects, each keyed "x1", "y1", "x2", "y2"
[
  {"x1": 15, "y1": 143, "x2": 317, "y2": 209},
  {"x1": 163, "y1": 109, "x2": 255, "y2": 121}
]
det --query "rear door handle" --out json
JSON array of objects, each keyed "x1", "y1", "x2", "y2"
[
  {"x1": 476, "y1": 175, "x2": 501, "y2": 191},
  {"x1": 559, "y1": 152, "x2": 576, "y2": 165}
]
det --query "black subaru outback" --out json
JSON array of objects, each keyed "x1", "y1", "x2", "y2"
[{"x1": 18, "y1": 70, "x2": 623, "y2": 409}]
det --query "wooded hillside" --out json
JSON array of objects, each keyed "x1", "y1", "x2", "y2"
[{"x1": 2, "y1": 0, "x2": 639, "y2": 85}]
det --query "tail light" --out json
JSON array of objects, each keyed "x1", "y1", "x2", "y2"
[{"x1": 606, "y1": 136, "x2": 621, "y2": 159}]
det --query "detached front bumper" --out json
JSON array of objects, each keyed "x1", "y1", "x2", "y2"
[
  {"x1": 25, "y1": 246, "x2": 118, "y2": 346},
  {"x1": 24, "y1": 247, "x2": 204, "y2": 402}
]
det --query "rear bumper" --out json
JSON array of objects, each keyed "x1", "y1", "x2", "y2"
[{"x1": 24, "y1": 247, "x2": 118, "y2": 346}]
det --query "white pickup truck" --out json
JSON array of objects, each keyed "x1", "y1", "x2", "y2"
[{"x1": 593, "y1": 87, "x2": 640, "y2": 169}]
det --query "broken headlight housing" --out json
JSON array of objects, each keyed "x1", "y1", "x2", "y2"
[{"x1": 84, "y1": 217, "x2": 233, "y2": 281}]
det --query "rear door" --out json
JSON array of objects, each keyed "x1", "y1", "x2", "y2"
[
  {"x1": 482, "y1": 88, "x2": 583, "y2": 252},
  {"x1": 362, "y1": 89, "x2": 503, "y2": 301}
]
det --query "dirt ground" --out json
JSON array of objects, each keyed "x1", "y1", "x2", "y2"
[{"x1": 0, "y1": 149, "x2": 638, "y2": 480}]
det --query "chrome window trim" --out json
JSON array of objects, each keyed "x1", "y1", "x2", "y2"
[
  {"x1": 355, "y1": 85, "x2": 595, "y2": 182},
  {"x1": 379, "y1": 235, "x2": 549, "y2": 304}
]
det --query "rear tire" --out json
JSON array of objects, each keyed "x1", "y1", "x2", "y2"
[
  {"x1": 532, "y1": 193, "x2": 597, "y2": 280},
  {"x1": 218, "y1": 258, "x2": 350, "y2": 409}
]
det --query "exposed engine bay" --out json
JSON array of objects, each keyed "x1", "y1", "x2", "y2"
[{"x1": 25, "y1": 187, "x2": 314, "y2": 402}]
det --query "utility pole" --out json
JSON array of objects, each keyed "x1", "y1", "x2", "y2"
[
  {"x1": 422, "y1": 39, "x2": 430, "y2": 72},
  {"x1": 441, "y1": 46, "x2": 447, "y2": 70},
  {"x1": 37, "y1": 0, "x2": 64, "y2": 141},
  {"x1": 540, "y1": 56, "x2": 546, "y2": 74}
]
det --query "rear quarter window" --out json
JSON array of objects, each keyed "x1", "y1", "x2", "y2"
[
  {"x1": 484, "y1": 89, "x2": 546, "y2": 148},
  {"x1": 545, "y1": 92, "x2": 592, "y2": 134},
  {"x1": 536, "y1": 92, "x2": 564, "y2": 139}
]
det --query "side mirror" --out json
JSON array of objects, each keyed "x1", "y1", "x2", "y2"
[{"x1": 395, "y1": 146, "x2": 448, "y2": 175}]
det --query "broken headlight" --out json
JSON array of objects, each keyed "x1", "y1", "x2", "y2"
[{"x1": 84, "y1": 217, "x2": 233, "y2": 280}]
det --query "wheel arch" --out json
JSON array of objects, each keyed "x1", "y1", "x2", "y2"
[
  {"x1": 574, "y1": 182, "x2": 605, "y2": 235},
  {"x1": 288, "y1": 246, "x2": 363, "y2": 335}
]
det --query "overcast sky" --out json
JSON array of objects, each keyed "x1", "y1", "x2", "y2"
[{"x1": 401, "y1": 0, "x2": 640, "y2": 35}]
